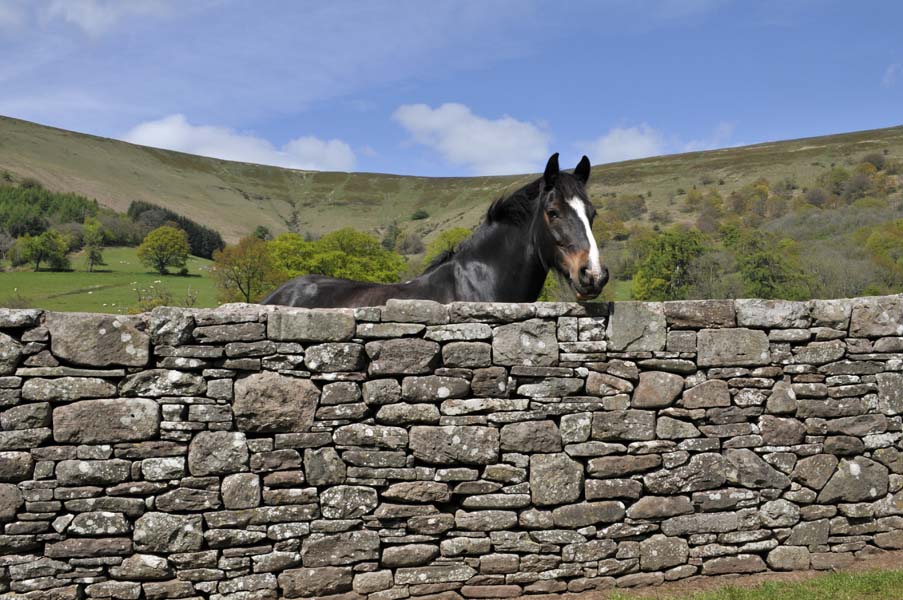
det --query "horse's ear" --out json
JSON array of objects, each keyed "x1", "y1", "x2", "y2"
[
  {"x1": 574, "y1": 155, "x2": 591, "y2": 185},
  {"x1": 543, "y1": 153, "x2": 560, "y2": 188}
]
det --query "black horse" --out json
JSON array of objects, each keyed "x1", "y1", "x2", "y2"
[{"x1": 261, "y1": 153, "x2": 608, "y2": 307}]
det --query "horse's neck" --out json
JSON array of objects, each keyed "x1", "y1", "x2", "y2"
[{"x1": 411, "y1": 220, "x2": 549, "y2": 303}]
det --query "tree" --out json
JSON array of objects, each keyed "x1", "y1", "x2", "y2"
[
  {"x1": 83, "y1": 217, "x2": 105, "y2": 272},
  {"x1": 422, "y1": 227, "x2": 471, "y2": 268},
  {"x1": 632, "y1": 228, "x2": 706, "y2": 301},
  {"x1": 725, "y1": 228, "x2": 811, "y2": 299},
  {"x1": 212, "y1": 236, "x2": 286, "y2": 303},
  {"x1": 138, "y1": 226, "x2": 190, "y2": 275},
  {"x1": 863, "y1": 219, "x2": 903, "y2": 286},
  {"x1": 18, "y1": 230, "x2": 71, "y2": 271},
  {"x1": 252, "y1": 225, "x2": 273, "y2": 241},
  {"x1": 268, "y1": 228, "x2": 406, "y2": 283}
]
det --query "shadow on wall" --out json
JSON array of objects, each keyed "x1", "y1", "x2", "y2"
[{"x1": 0, "y1": 294, "x2": 902, "y2": 597}]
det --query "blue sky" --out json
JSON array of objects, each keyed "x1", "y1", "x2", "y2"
[{"x1": 1, "y1": 0, "x2": 901, "y2": 176}]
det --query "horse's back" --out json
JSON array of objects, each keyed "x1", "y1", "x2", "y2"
[{"x1": 261, "y1": 275, "x2": 394, "y2": 308}]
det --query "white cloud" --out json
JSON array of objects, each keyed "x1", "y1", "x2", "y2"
[
  {"x1": 580, "y1": 124, "x2": 666, "y2": 164},
  {"x1": 123, "y1": 114, "x2": 356, "y2": 171},
  {"x1": 43, "y1": 0, "x2": 171, "y2": 35},
  {"x1": 682, "y1": 121, "x2": 736, "y2": 152},
  {"x1": 393, "y1": 103, "x2": 550, "y2": 175},
  {"x1": 0, "y1": 1, "x2": 26, "y2": 29},
  {"x1": 882, "y1": 63, "x2": 900, "y2": 88}
]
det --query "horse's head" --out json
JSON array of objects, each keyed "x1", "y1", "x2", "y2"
[{"x1": 537, "y1": 153, "x2": 609, "y2": 300}]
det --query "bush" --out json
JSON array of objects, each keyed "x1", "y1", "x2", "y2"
[
  {"x1": 862, "y1": 152, "x2": 886, "y2": 171},
  {"x1": 411, "y1": 209, "x2": 429, "y2": 220}
]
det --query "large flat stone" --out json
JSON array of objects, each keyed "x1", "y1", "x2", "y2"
[
  {"x1": 409, "y1": 426, "x2": 499, "y2": 465},
  {"x1": 268, "y1": 309, "x2": 355, "y2": 341},
  {"x1": 607, "y1": 302, "x2": 666, "y2": 352},
  {"x1": 53, "y1": 398, "x2": 159, "y2": 443},
  {"x1": 697, "y1": 328, "x2": 770, "y2": 367},
  {"x1": 45, "y1": 312, "x2": 149, "y2": 367},
  {"x1": 492, "y1": 319, "x2": 559, "y2": 366},
  {"x1": 234, "y1": 371, "x2": 318, "y2": 433},
  {"x1": 530, "y1": 453, "x2": 583, "y2": 506}
]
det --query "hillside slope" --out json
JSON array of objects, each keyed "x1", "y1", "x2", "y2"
[{"x1": 2, "y1": 115, "x2": 902, "y2": 243}]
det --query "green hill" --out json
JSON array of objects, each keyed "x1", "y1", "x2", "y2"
[{"x1": 1, "y1": 114, "x2": 901, "y2": 244}]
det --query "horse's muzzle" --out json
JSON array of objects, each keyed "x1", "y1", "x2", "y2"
[{"x1": 574, "y1": 265, "x2": 609, "y2": 300}]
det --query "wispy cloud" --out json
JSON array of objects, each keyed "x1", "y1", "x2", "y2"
[
  {"x1": 579, "y1": 124, "x2": 667, "y2": 164},
  {"x1": 682, "y1": 121, "x2": 736, "y2": 152},
  {"x1": 42, "y1": 0, "x2": 173, "y2": 35},
  {"x1": 124, "y1": 114, "x2": 356, "y2": 171},
  {"x1": 0, "y1": 1, "x2": 26, "y2": 29},
  {"x1": 882, "y1": 63, "x2": 900, "y2": 88},
  {"x1": 393, "y1": 103, "x2": 550, "y2": 176}
]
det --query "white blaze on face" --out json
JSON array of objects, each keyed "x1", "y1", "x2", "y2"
[{"x1": 567, "y1": 197, "x2": 602, "y2": 277}]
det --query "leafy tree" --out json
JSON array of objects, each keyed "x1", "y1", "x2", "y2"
[
  {"x1": 18, "y1": 230, "x2": 71, "y2": 271},
  {"x1": 381, "y1": 222, "x2": 401, "y2": 250},
  {"x1": 83, "y1": 217, "x2": 105, "y2": 272},
  {"x1": 269, "y1": 228, "x2": 406, "y2": 283},
  {"x1": 725, "y1": 228, "x2": 811, "y2": 299},
  {"x1": 819, "y1": 167, "x2": 850, "y2": 197},
  {"x1": 632, "y1": 228, "x2": 706, "y2": 301},
  {"x1": 128, "y1": 201, "x2": 224, "y2": 259},
  {"x1": 212, "y1": 237, "x2": 286, "y2": 303},
  {"x1": 422, "y1": 227, "x2": 471, "y2": 268},
  {"x1": 252, "y1": 225, "x2": 273, "y2": 241},
  {"x1": 138, "y1": 226, "x2": 190, "y2": 275},
  {"x1": 863, "y1": 219, "x2": 903, "y2": 285}
]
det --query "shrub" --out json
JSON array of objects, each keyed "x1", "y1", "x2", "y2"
[
  {"x1": 137, "y1": 226, "x2": 190, "y2": 275},
  {"x1": 411, "y1": 209, "x2": 429, "y2": 220}
]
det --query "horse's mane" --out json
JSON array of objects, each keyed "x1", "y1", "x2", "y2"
[{"x1": 422, "y1": 172, "x2": 586, "y2": 274}]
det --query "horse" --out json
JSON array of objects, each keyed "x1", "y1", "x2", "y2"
[{"x1": 261, "y1": 153, "x2": 608, "y2": 307}]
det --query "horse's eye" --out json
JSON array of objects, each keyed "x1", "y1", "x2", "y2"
[{"x1": 548, "y1": 210, "x2": 559, "y2": 220}]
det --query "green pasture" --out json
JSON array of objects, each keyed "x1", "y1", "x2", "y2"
[
  {"x1": 609, "y1": 568, "x2": 903, "y2": 600},
  {"x1": 0, "y1": 247, "x2": 219, "y2": 314}
]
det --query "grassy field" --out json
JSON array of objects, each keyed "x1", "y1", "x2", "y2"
[
  {"x1": 2, "y1": 115, "x2": 902, "y2": 245},
  {"x1": 608, "y1": 569, "x2": 903, "y2": 600},
  {"x1": 0, "y1": 247, "x2": 218, "y2": 313}
]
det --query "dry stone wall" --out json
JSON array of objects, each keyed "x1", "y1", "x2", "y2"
[{"x1": 0, "y1": 295, "x2": 902, "y2": 599}]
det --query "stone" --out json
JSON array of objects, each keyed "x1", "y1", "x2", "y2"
[
  {"x1": 663, "y1": 300, "x2": 735, "y2": 328},
  {"x1": 530, "y1": 453, "x2": 583, "y2": 506},
  {"x1": 517, "y1": 377, "x2": 583, "y2": 397},
  {"x1": 586, "y1": 479, "x2": 643, "y2": 500},
  {"x1": 0, "y1": 427, "x2": 50, "y2": 449},
  {"x1": 759, "y1": 416, "x2": 806, "y2": 446},
  {"x1": 353, "y1": 570, "x2": 393, "y2": 594},
  {"x1": 697, "y1": 328, "x2": 770, "y2": 367},
  {"x1": 681, "y1": 379, "x2": 730, "y2": 409},
  {"x1": 45, "y1": 312, "x2": 149, "y2": 367},
  {"x1": 321, "y1": 381, "x2": 361, "y2": 405},
  {"x1": 456, "y1": 509, "x2": 518, "y2": 531},
  {"x1": 187, "y1": 431, "x2": 249, "y2": 476},
  {"x1": 586, "y1": 372, "x2": 634, "y2": 396},
  {"x1": 304, "y1": 448, "x2": 346, "y2": 486},
  {"x1": 793, "y1": 340, "x2": 845, "y2": 365},
  {"x1": 877, "y1": 373, "x2": 903, "y2": 415},
  {"x1": 736, "y1": 299, "x2": 810, "y2": 328},
  {"x1": 278, "y1": 566, "x2": 354, "y2": 598},
  {"x1": 334, "y1": 423, "x2": 408, "y2": 449},
  {"x1": 0, "y1": 451, "x2": 33, "y2": 482},
  {"x1": 402, "y1": 375, "x2": 469, "y2": 401},
  {"x1": 382, "y1": 544, "x2": 440, "y2": 567},
  {"x1": 233, "y1": 371, "x2": 319, "y2": 433},
  {"x1": 53, "y1": 398, "x2": 159, "y2": 444},
  {"x1": 639, "y1": 534, "x2": 688, "y2": 571},
  {"x1": 0, "y1": 308, "x2": 41, "y2": 328},
  {"x1": 767, "y1": 546, "x2": 810, "y2": 571},
  {"x1": 134, "y1": 512, "x2": 203, "y2": 553},
  {"x1": 69, "y1": 510, "x2": 130, "y2": 536},
  {"x1": 606, "y1": 302, "x2": 666, "y2": 351},
  {"x1": 644, "y1": 453, "x2": 727, "y2": 494},
  {"x1": 703, "y1": 554, "x2": 766, "y2": 575},
  {"x1": 377, "y1": 403, "x2": 439, "y2": 424},
  {"x1": 320, "y1": 486, "x2": 378, "y2": 519},
  {"x1": 383, "y1": 298, "x2": 448, "y2": 324},
  {"x1": 592, "y1": 410, "x2": 655, "y2": 441},
  {"x1": 817, "y1": 457, "x2": 889, "y2": 503},
  {"x1": 442, "y1": 341, "x2": 492, "y2": 368},
  {"x1": 551, "y1": 501, "x2": 625, "y2": 527},
  {"x1": 724, "y1": 448, "x2": 791, "y2": 489},
  {"x1": 410, "y1": 426, "x2": 499, "y2": 465},
  {"x1": 759, "y1": 499, "x2": 800, "y2": 527},
  {"x1": 500, "y1": 421, "x2": 561, "y2": 452},
  {"x1": 1, "y1": 401, "x2": 50, "y2": 429},
  {"x1": 384, "y1": 482, "x2": 450, "y2": 503},
  {"x1": 362, "y1": 379, "x2": 402, "y2": 405},
  {"x1": 0, "y1": 482, "x2": 23, "y2": 520},
  {"x1": 492, "y1": 319, "x2": 559, "y2": 366},
  {"x1": 792, "y1": 454, "x2": 839, "y2": 490},
  {"x1": 472, "y1": 366, "x2": 510, "y2": 397},
  {"x1": 222, "y1": 473, "x2": 261, "y2": 509},
  {"x1": 21, "y1": 376, "x2": 116, "y2": 401},
  {"x1": 268, "y1": 309, "x2": 356, "y2": 341},
  {"x1": 561, "y1": 412, "x2": 592, "y2": 444},
  {"x1": 0, "y1": 332, "x2": 22, "y2": 376},
  {"x1": 766, "y1": 380, "x2": 797, "y2": 414},
  {"x1": 627, "y1": 496, "x2": 693, "y2": 520},
  {"x1": 395, "y1": 564, "x2": 476, "y2": 585},
  {"x1": 786, "y1": 519, "x2": 830, "y2": 547},
  {"x1": 305, "y1": 343, "x2": 365, "y2": 372},
  {"x1": 301, "y1": 530, "x2": 380, "y2": 567},
  {"x1": 632, "y1": 371, "x2": 684, "y2": 408},
  {"x1": 55, "y1": 459, "x2": 130, "y2": 485},
  {"x1": 367, "y1": 339, "x2": 440, "y2": 375},
  {"x1": 849, "y1": 295, "x2": 903, "y2": 337},
  {"x1": 589, "y1": 454, "x2": 662, "y2": 478},
  {"x1": 120, "y1": 369, "x2": 206, "y2": 397},
  {"x1": 109, "y1": 553, "x2": 172, "y2": 580},
  {"x1": 656, "y1": 417, "x2": 700, "y2": 440}
]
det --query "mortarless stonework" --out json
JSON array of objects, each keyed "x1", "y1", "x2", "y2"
[{"x1": 0, "y1": 295, "x2": 901, "y2": 598}]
